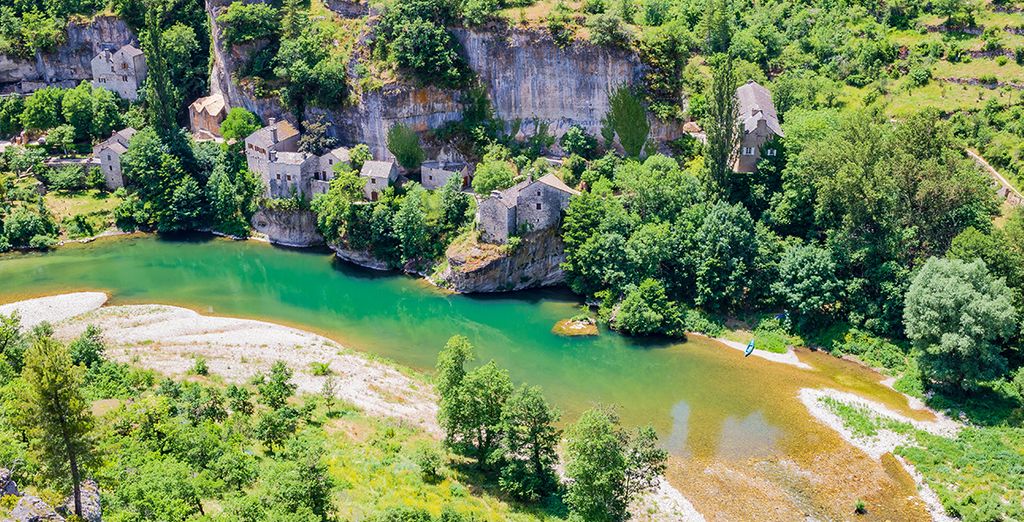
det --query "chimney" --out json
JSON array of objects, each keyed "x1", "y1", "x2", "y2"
[{"x1": 268, "y1": 118, "x2": 278, "y2": 144}]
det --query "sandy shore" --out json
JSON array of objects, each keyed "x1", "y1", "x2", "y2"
[
  {"x1": 1, "y1": 293, "x2": 701, "y2": 520},
  {"x1": 799, "y1": 388, "x2": 960, "y2": 522},
  {"x1": 712, "y1": 336, "x2": 812, "y2": 369},
  {"x1": 0, "y1": 292, "x2": 107, "y2": 329}
]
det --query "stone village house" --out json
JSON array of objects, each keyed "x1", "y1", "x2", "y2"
[
  {"x1": 189, "y1": 93, "x2": 227, "y2": 140},
  {"x1": 421, "y1": 160, "x2": 472, "y2": 190},
  {"x1": 734, "y1": 80, "x2": 783, "y2": 173},
  {"x1": 245, "y1": 120, "x2": 400, "y2": 200},
  {"x1": 90, "y1": 44, "x2": 147, "y2": 101},
  {"x1": 476, "y1": 173, "x2": 579, "y2": 244},
  {"x1": 92, "y1": 127, "x2": 136, "y2": 189}
]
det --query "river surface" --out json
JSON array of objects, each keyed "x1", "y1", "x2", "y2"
[{"x1": 0, "y1": 234, "x2": 936, "y2": 520}]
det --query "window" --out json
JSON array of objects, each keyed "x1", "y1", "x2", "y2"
[
  {"x1": 107, "y1": 154, "x2": 111, "y2": 160},
  {"x1": 428, "y1": 175, "x2": 433, "y2": 181},
  {"x1": 741, "y1": 146, "x2": 756, "y2": 156},
  {"x1": 536, "y1": 203, "x2": 542, "y2": 210},
  {"x1": 287, "y1": 175, "x2": 292, "y2": 181},
  {"x1": 276, "y1": 174, "x2": 281, "y2": 180},
  {"x1": 328, "y1": 159, "x2": 333, "y2": 165},
  {"x1": 108, "y1": 166, "x2": 112, "y2": 171},
  {"x1": 371, "y1": 178, "x2": 376, "y2": 184},
  {"x1": 765, "y1": 149, "x2": 777, "y2": 157}
]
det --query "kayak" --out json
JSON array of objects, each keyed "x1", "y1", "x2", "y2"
[{"x1": 744, "y1": 339, "x2": 755, "y2": 357}]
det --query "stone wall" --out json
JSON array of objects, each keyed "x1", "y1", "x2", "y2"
[
  {"x1": 0, "y1": 16, "x2": 136, "y2": 93},
  {"x1": 438, "y1": 227, "x2": 568, "y2": 292},
  {"x1": 251, "y1": 208, "x2": 324, "y2": 247},
  {"x1": 515, "y1": 181, "x2": 573, "y2": 234}
]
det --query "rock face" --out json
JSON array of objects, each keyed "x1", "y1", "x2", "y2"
[
  {"x1": 59, "y1": 480, "x2": 101, "y2": 522},
  {"x1": 0, "y1": 468, "x2": 18, "y2": 497},
  {"x1": 251, "y1": 208, "x2": 324, "y2": 247},
  {"x1": 0, "y1": 16, "x2": 137, "y2": 93},
  {"x1": 206, "y1": 1, "x2": 683, "y2": 158},
  {"x1": 329, "y1": 244, "x2": 391, "y2": 271},
  {"x1": 439, "y1": 228, "x2": 568, "y2": 292},
  {"x1": 8, "y1": 496, "x2": 63, "y2": 522}
]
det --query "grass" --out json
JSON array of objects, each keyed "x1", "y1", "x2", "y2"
[
  {"x1": 43, "y1": 189, "x2": 121, "y2": 238},
  {"x1": 821, "y1": 394, "x2": 1024, "y2": 522}
]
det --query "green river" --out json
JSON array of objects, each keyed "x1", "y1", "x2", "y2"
[{"x1": 0, "y1": 234, "x2": 936, "y2": 519}]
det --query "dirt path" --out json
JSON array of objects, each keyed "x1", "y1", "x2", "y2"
[{"x1": 966, "y1": 148, "x2": 1023, "y2": 206}]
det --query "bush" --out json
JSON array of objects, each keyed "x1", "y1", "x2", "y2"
[
  {"x1": 412, "y1": 444, "x2": 445, "y2": 482},
  {"x1": 559, "y1": 125, "x2": 598, "y2": 158},
  {"x1": 191, "y1": 356, "x2": 209, "y2": 376},
  {"x1": 386, "y1": 123, "x2": 424, "y2": 170},
  {"x1": 217, "y1": 2, "x2": 280, "y2": 47},
  {"x1": 389, "y1": 19, "x2": 466, "y2": 88},
  {"x1": 41, "y1": 165, "x2": 87, "y2": 192},
  {"x1": 586, "y1": 13, "x2": 629, "y2": 48},
  {"x1": 309, "y1": 362, "x2": 332, "y2": 376},
  {"x1": 547, "y1": 1, "x2": 574, "y2": 47}
]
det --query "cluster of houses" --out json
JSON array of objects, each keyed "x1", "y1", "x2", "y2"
[{"x1": 82, "y1": 44, "x2": 784, "y2": 247}]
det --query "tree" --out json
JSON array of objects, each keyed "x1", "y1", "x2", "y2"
[
  {"x1": 61, "y1": 81, "x2": 94, "y2": 141},
  {"x1": 394, "y1": 186, "x2": 430, "y2": 262},
  {"x1": 0, "y1": 94, "x2": 25, "y2": 137},
  {"x1": 220, "y1": 108, "x2": 261, "y2": 141},
  {"x1": 350, "y1": 144, "x2": 372, "y2": 170},
  {"x1": 564, "y1": 408, "x2": 666, "y2": 522},
  {"x1": 701, "y1": 0, "x2": 733, "y2": 54},
  {"x1": 560, "y1": 125, "x2": 598, "y2": 159},
  {"x1": 257, "y1": 361, "x2": 297, "y2": 409},
  {"x1": 693, "y1": 201, "x2": 757, "y2": 312},
  {"x1": 903, "y1": 257, "x2": 1017, "y2": 392},
  {"x1": 587, "y1": 13, "x2": 630, "y2": 48},
  {"x1": 451, "y1": 361, "x2": 513, "y2": 464},
  {"x1": 704, "y1": 54, "x2": 738, "y2": 198},
  {"x1": 216, "y1": 1, "x2": 280, "y2": 47},
  {"x1": 310, "y1": 169, "x2": 366, "y2": 243},
  {"x1": 142, "y1": 0, "x2": 181, "y2": 142},
  {"x1": 164, "y1": 174, "x2": 205, "y2": 232},
  {"x1": 90, "y1": 87, "x2": 121, "y2": 139},
  {"x1": 69, "y1": 325, "x2": 105, "y2": 368},
  {"x1": 297, "y1": 114, "x2": 336, "y2": 155},
  {"x1": 386, "y1": 123, "x2": 424, "y2": 170},
  {"x1": 613, "y1": 278, "x2": 680, "y2": 336},
  {"x1": 21, "y1": 87, "x2": 64, "y2": 131},
  {"x1": 389, "y1": 18, "x2": 466, "y2": 88},
  {"x1": 605, "y1": 86, "x2": 649, "y2": 157},
  {"x1": 496, "y1": 385, "x2": 560, "y2": 502},
  {"x1": 47, "y1": 124, "x2": 76, "y2": 155},
  {"x1": 19, "y1": 336, "x2": 94, "y2": 518},
  {"x1": 439, "y1": 174, "x2": 470, "y2": 233},
  {"x1": 772, "y1": 243, "x2": 842, "y2": 327},
  {"x1": 0, "y1": 312, "x2": 25, "y2": 375},
  {"x1": 471, "y1": 158, "x2": 517, "y2": 195}
]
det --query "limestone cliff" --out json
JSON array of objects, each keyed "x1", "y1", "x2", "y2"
[
  {"x1": 437, "y1": 228, "x2": 567, "y2": 293},
  {"x1": 206, "y1": 2, "x2": 684, "y2": 158},
  {"x1": 0, "y1": 16, "x2": 136, "y2": 93},
  {"x1": 251, "y1": 208, "x2": 324, "y2": 247}
]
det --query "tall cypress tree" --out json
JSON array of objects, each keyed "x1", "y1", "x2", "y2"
[
  {"x1": 19, "y1": 336, "x2": 94, "y2": 518},
  {"x1": 704, "y1": 54, "x2": 738, "y2": 199},
  {"x1": 142, "y1": 0, "x2": 180, "y2": 142}
]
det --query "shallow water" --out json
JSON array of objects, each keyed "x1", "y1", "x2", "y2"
[{"x1": 0, "y1": 234, "x2": 935, "y2": 519}]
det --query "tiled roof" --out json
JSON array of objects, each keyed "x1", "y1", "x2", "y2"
[
  {"x1": 736, "y1": 80, "x2": 783, "y2": 137},
  {"x1": 360, "y1": 160, "x2": 396, "y2": 179},
  {"x1": 190, "y1": 94, "x2": 226, "y2": 116},
  {"x1": 246, "y1": 120, "x2": 300, "y2": 148}
]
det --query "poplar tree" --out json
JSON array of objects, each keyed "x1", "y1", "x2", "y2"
[
  {"x1": 142, "y1": 0, "x2": 180, "y2": 142},
  {"x1": 20, "y1": 336, "x2": 94, "y2": 518},
  {"x1": 704, "y1": 54, "x2": 738, "y2": 198}
]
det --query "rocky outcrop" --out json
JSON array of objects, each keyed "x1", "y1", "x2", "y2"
[
  {"x1": 329, "y1": 244, "x2": 391, "y2": 271},
  {"x1": 58, "y1": 481, "x2": 101, "y2": 522},
  {"x1": 0, "y1": 468, "x2": 18, "y2": 497},
  {"x1": 438, "y1": 228, "x2": 567, "y2": 292},
  {"x1": 0, "y1": 16, "x2": 136, "y2": 93},
  {"x1": 207, "y1": 2, "x2": 684, "y2": 158},
  {"x1": 8, "y1": 496, "x2": 62, "y2": 522},
  {"x1": 251, "y1": 208, "x2": 324, "y2": 247}
]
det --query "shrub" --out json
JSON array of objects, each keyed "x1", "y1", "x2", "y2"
[
  {"x1": 559, "y1": 125, "x2": 598, "y2": 158},
  {"x1": 389, "y1": 19, "x2": 466, "y2": 88},
  {"x1": 412, "y1": 444, "x2": 445, "y2": 482},
  {"x1": 386, "y1": 123, "x2": 424, "y2": 170},
  {"x1": 191, "y1": 356, "x2": 209, "y2": 376},
  {"x1": 42, "y1": 165, "x2": 87, "y2": 192},
  {"x1": 587, "y1": 13, "x2": 629, "y2": 48},
  {"x1": 547, "y1": 1, "x2": 574, "y2": 47},
  {"x1": 217, "y1": 2, "x2": 280, "y2": 47},
  {"x1": 309, "y1": 362, "x2": 332, "y2": 376}
]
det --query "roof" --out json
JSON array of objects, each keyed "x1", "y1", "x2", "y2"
[
  {"x1": 273, "y1": 151, "x2": 314, "y2": 165},
  {"x1": 736, "y1": 80, "x2": 783, "y2": 137},
  {"x1": 116, "y1": 127, "x2": 137, "y2": 141},
  {"x1": 190, "y1": 94, "x2": 226, "y2": 116},
  {"x1": 105, "y1": 142, "x2": 127, "y2": 155},
  {"x1": 536, "y1": 173, "x2": 579, "y2": 195},
  {"x1": 117, "y1": 44, "x2": 144, "y2": 58},
  {"x1": 246, "y1": 120, "x2": 300, "y2": 148},
  {"x1": 422, "y1": 160, "x2": 468, "y2": 172},
  {"x1": 360, "y1": 160, "x2": 396, "y2": 179},
  {"x1": 322, "y1": 146, "x2": 350, "y2": 163}
]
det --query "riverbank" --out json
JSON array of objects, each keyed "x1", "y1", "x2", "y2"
[{"x1": 0, "y1": 292, "x2": 703, "y2": 521}]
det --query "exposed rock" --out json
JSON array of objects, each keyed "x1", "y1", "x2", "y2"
[
  {"x1": 8, "y1": 496, "x2": 63, "y2": 522},
  {"x1": 438, "y1": 228, "x2": 567, "y2": 292},
  {"x1": 58, "y1": 480, "x2": 100, "y2": 522},
  {"x1": 251, "y1": 208, "x2": 324, "y2": 247},
  {"x1": 329, "y1": 244, "x2": 391, "y2": 271},
  {"x1": 0, "y1": 468, "x2": 18, "y2": 497},
  {"x1": 0, "y1": 16, "x2": 137, "y2": 93}
]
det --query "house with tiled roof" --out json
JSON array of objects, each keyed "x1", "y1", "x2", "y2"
[
  {"x1": 245, "y1": 118, "x2": 302, "y2": 196},
  {"x1": 358, "y1": 160, "x2": 398, "y2": 201},
  {"x1": 92, "y1": 127, "x2": 137, "y2": 189},
  {"x1": 90, "y1": 44, "x2": 147, "y2": 101},
  {"x1": 189, "y1": 94, "x2": 227, "y2": 139},
  {"x1": 476, "y1": 173, "x2": 579, "y2": 244},
  {"x1": 734, "y1": 80, "x2": 784, "y2": 173}
]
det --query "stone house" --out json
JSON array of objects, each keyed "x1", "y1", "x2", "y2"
[
  {"x1": 312, "y1": 146, "x2": 351, "y2": 196},
  {"x1": 189, "y1": 94, "x2": 226, "y2": 140},
  {"x1": 90, "y1": 44, "x2": 147, "y2": 101},
  {"x1": 734, "y1": 80, "x2": 783, "y2": 173},
  {"x1": 92, "y1": 127, "x2": 136, "y2": 189},
  {"x1": 267, "y1": 151, "x2": 318, "y2": 198},
  {"x1": 359, "y1": 160, "x2": 398, "y2": 201},
  {"x1": 476, "y1": 173, "x2": 579, "y2": 244},
  {"x1": 245, "y1": 118, "x2": 301, "y2": 192},
  {"x1": 421, "y1": 160, "x2": 472, "y2": 190}
]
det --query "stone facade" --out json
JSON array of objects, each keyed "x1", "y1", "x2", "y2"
[
  {"x1": 312, "y1": 146, "x2": 350, "y2": 196},
  {"x1": 244, "y1": 118, "x2": 301, "y2": 196},
  {"x1": 359, "y1": 160, "x2": 398, "y2": 201},
  {"x1": 189, "y1": 93, "x2": 227, "y2": 139},
  {"x1": 734, "y1": 80, "x2": 783, "y2": 173},
  {"x1": 92, "y1": 127, "x2": 136, "y2": 189},
  {"x1": 421, "y1": 160, "x2": 471, "y2": 190},
  {"x1": 267, "y1": 151, "x2": 318, "y2": 198},
  {"x1": 476, "y1": 173, "x2": 578, "y2": 244},
  {"x1": 90, "y1": 44, "x2": 147, "y2": 101}
]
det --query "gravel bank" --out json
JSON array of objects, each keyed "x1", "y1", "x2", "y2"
[
  {"x1": 713, "y1": 336, "x2": 812, "y2": 369},
  {"x1": 0, "y1": 292, "x2": 108, "y2": 329}
]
